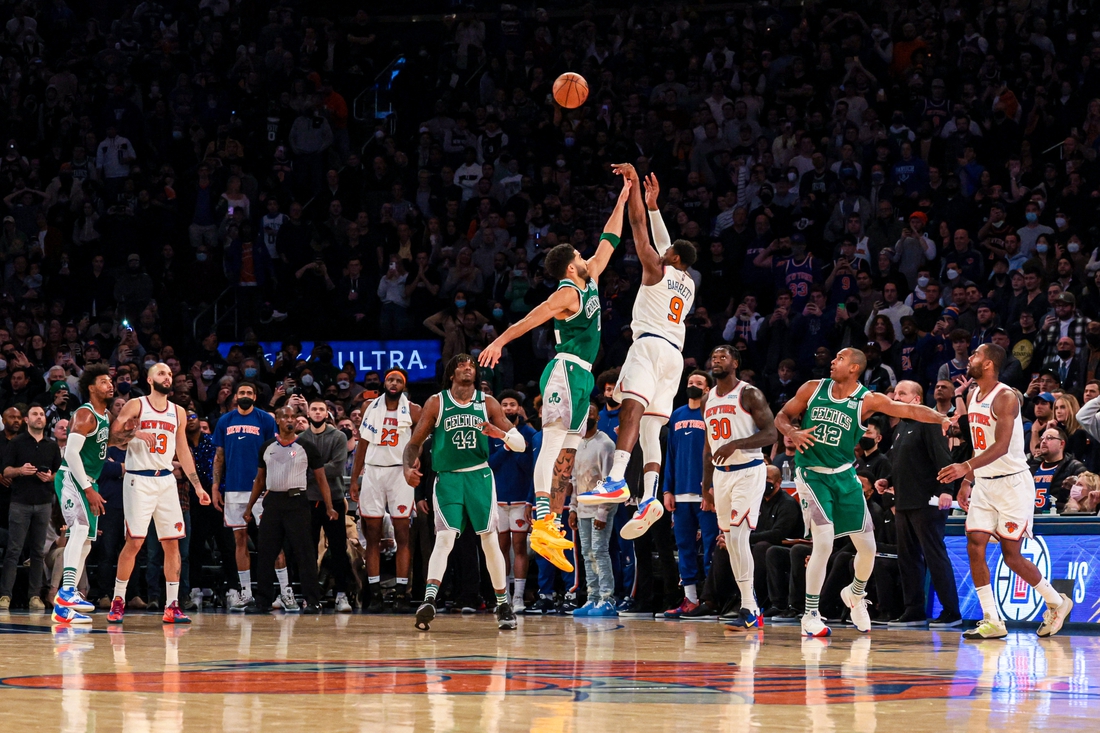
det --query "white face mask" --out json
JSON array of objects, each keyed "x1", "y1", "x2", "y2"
[
  {"x1": 946, "y1": 269, "x2": 959, "y2": 281},
  {"x1": 1055, "y1": 217, "x2": 1067, "y2": 228},
  {"x1": 917, "y1": 276, "x2": 930, "y2": 288},
  {"x1": 1069, "y1": 242, "x2": 1081, "y2": 254}
]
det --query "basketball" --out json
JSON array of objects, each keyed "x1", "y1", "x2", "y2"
[{"x1": 553, "y1": 72, "x2": 589, "y2": 108}]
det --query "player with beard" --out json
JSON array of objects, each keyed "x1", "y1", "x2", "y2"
[
  {"x1": 938, "y1": 343, "x2": 1073, "y2": 638},
  {"x1": 701, "y1": 345, "x2": 777, "y2": 628},
  {"x1": 107, "y1": 363, "x2": 211, "y2": 624},
  {"x1": 52, "y1": 364, "x2": 140, "y2": 623},
  {"x1": 350, "y1": 368, "x2": 421, "y2": 612},
  {"x1": 479, "y1": 178, "x2": 633, "y2": 572}
]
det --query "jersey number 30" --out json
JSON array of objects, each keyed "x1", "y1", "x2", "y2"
[{"x1": 668, "y1": 296, "x2": 684, "y2": 324}]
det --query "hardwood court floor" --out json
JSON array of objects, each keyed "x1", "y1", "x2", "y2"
[{"x1": 0, "y1": 611, "x2": 1096, "y2": 732}]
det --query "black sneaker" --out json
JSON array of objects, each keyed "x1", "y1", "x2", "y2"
[
  {"x1": 530, "y1": 595, "x2": 556, "y2": 614},
  {"x1": 681, "y1": 602, "x2": 719, "y2": 620},
  {"x1": 302, "y1": 602, "x2": 322, "y2": 615},
  {"x1": 243, "y1": 601, "x2": 269, "y2": 615},
  {"x1": 415, "y1": 601, "x2": 436, "y2": 631},
  {"x1": 771, "y1": 608, "x2": 801, "y2": 624},
  {"x1": 762, "y1": 606, "x2": 784, "y2": 619},
  {"x1": 392, "y1": 593, "x2": 411, "y2": 614},
  {"x1": 365, "y1": 592, "x2": 384, "y2": 614},
  {"x1": 495, "y1": 601, "x2": 517, "y2": 630},
  {"x1": 888, "y1": 609, "x2": 929, "y2": 627},
  {"x1": 558, "y1": 596, "x2": 577, "y2": 614},
  {"x1": 145, "y1": 600, "x2": 161, "y2": 612},
  {"x1": 929, "y1": 611, "x2": 963, "y2": 628}
]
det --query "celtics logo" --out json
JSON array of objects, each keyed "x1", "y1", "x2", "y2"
[
  {"x1": 64, "y1": 499, "x2": 74, "y2": 510},
  {"x1": 548, "y1": 392, "x2": 562, "y2": 404}
]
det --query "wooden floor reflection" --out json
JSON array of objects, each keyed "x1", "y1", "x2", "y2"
[{"x1": 0, "y1": 611, "x2": 1097, "y2": 732}]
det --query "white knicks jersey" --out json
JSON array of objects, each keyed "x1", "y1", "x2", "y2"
[
  {"x1": 705, "y1": 382, "x2": 762, "y2": 464},
  {"x1": 967, "y1": 382, "x2": 1028, "y2": 478},
  {"x1": 126, "y1": 396, "x2": 180, "y2": 472},
  {"x1": 360, "y1": 409, "x2": 411, "y2": 467},
  {"x1": 630, "y1": 265, "x2": 696, "y2": 350}
]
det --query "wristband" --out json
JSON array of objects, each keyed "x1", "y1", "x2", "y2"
[
  {"x1": 504, "y1": 427, "x2": 527, "y2": 452},
  {"x1": 599, "y1": 232, "x2": 621, "y2": 248}
]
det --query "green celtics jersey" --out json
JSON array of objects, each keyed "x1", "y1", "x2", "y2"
[
  {"x1": 794, "y1": 379, "x2": 868, "y2": 471},
  {"x1": 61, "y1": 403, "x2": 111, "y2": 482},
  {"x1": 553, "y1": 278, "x2": 600, "y2": 364},
  {"x1": 432, "y1": 389, "x2": 490, "y2": 473}
]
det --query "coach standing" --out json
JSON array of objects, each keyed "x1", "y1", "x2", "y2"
[
  {"x1": 244, "y1": 407, "x2": 337, "y2": 615},
  {"x1": 877, "y1": 380, "x2": 961, "y2": 628}
]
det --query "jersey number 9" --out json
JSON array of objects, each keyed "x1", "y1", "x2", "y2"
[{"x1": 668, "y1": 296, "x2": 684, "y2": 324}]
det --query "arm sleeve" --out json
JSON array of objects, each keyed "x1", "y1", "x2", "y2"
[
  {"x1": 647, "y1": 209, "x2": 673, "y2": 256},
  {"x1": 64, "y1": 433, "x2": 92, "y2": 490}
]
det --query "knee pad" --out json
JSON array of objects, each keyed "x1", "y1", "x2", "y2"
[{"x1": 639, "y1": 415, "x2": 663, "y2": 464}]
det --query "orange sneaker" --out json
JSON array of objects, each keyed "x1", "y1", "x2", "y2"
[{"x1": 530, "y1": 515, "x2": 574, "y2": 549}]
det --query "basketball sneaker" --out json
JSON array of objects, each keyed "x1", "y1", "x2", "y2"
[
  {"x1": 107, "y1": 597, "x2": 126, "y2": 624},
  {"x1": 511, "y1": 595, "x2": 525, "y2": 615},
  {"x1": 495, "y1": 601, "x2": 517, "y2": 630},
  {"x1": 530, "y1": 527, "x2": 574, "y2": 573},
  {"x1": 415, "y1": 601, "x2": 436, "y2": 631},
  {"x1": 162, "y1": 601, "x2": 191, "y2": 624},
  {"x1": 54, "y1": 587, "x2": 95, "y2": 613},
  {"x1": 278, "y1": 587, "x2": 299, "y2": 613},
  {"x1": 841, "y1": 585, "x2": 871, "y2": 633},
  {"x1": 1037, "y1": 594, "x2": 1074, "y2": 637},
  {"x1": 52, "y1": 604, "x2": 92, "y2": 625},
  {"x1": 573, "y1": 599, "x2": 597, "y2": 617},
  {"x1": 663, "y1": 598, "x2": 698, "y2": 619},
  {"x1": 962, "y1": 618, "x2": 1008, "y2": 639},
  {"x1": 620, "y1": 498, "x2": 664, "y2": 540},
  {"x1": 801, "y1": 610, "x2": 831, "y2": 637},
  {"x1": 727, "y1": 608, "x2": 764, "y2": 629},
  {"x1": 577, "y1": 478, "x2": 632, "y2": 505},
  {"x1": 531, "y1": 515, "x2": 574, "y2": 548},
  {"x1": 335, "y1": 593, "x2": 352, "y2": 613},
  {"x1": 230, "y1": 591, "x2": 253, "y2": 613},
  {"x1": 588, "y1": 600, "x2": 618, "y2": 617}
]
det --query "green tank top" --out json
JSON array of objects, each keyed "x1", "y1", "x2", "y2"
[
  {"x1": 61, "y1": 403, "x2": 111, "y2": 482},
  {"x1": 553, "y1": 278, "x2": 600, "y2": 365},
  {"x1": 794, "y1": 379, "x2": 868, "y2": 471},
  {"x1": 432, "y1": 389, "x2": 489, "y2": 473}
]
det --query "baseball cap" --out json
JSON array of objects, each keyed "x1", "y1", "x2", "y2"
[
  {"x1": 1037, "y1": 392, "x2": 1056, "y2": 403},
  {"x1": 1054, "y1": 292, "x2": 1076, "y2": 306},
  {"x1": 84, "y1": 339, "x2": 100, "y2": 351},
  {"x1": 977, "y1": 299, "x2": 994, "y2": 310},
  {"x1": 127, "y1": 253, "x2": 140, "y2": 263},
  {"x1": 2, "y1": 216, "x2": 13, "y2": 223}
]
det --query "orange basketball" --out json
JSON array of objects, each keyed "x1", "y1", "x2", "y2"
[{"x1": 553, "y1": 72, "x2": 589, "y2": 109}]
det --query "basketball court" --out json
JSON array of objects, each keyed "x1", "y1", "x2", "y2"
[{"x1": 1, "y1": 612, "x2": 1096, "y2": 731}]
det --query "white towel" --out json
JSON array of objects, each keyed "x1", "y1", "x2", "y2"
[{"x1": 360, "y1": 393, "x2": 412, "y2": 440}]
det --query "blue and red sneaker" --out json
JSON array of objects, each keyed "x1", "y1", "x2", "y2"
[
  {"x1": 663, "y1": 598, "x2": 699, "y2": 619},
  {"x1": 726, "y1": 608, "x2": 764, "y2": 629},
  {"x1": 54, "y1": 587, "x2": 95, "y2": 613},
  {"x1": 52, "y1": 604, "x2": 92, "y2": 625},
  {"x1": 620, "y1": 497, "x2": 665, "y2": 540},
  {"x1": 162, "y1": 601, "x2": 191, "y2": 624},
  {"x1": 107, "y1": 597, "x2": 126, "y2": 624},
  {"x1": 577, "y1": 477, "x2": 632, "y2": 505}
]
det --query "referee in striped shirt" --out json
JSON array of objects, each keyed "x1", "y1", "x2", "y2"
[{"x1": 244, "y1": 406, "x2": 338, "y2": 614}]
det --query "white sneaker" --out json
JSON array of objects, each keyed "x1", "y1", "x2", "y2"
[
  {"x1": 801, "y1": 610, "x2": 831, "y2": 637},
  {"x1": 227, "y1": 589, "x2": 243, "y2": 612},
  {"x1": 963, "y1": 617, "x2": 1008, "y2": 639},
  {"x1": 620, "y1": 498, "x2": 664, "y2": 540},
  {"x1": 1037, "y1": 594, "x2": 1074, "y2": 637},
  {"x1": 512, "y1": 596, "x2": 526, "y2": 614},
  {"x1": 189, "y1": 588, "x2": 204, "y2": 610},
  {"x1": 335, "y1": 593, "x2": 352, "y2": 613},
  {"x1": 278, "y1": 587, "x2": 299, "y2": 613},
  {"x1": 841, "y1": 585, "x2": 871, "y2": 633}
]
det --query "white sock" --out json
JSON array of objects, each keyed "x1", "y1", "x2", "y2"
[
  {"x1": 514, "y1": 578, "x2": 526, "y2": 604},
  {"x1": 609, "y1": 450, "x2": 631, "y2": 482},
  {"x1": 368, "y1": 575, "x2": 381, "y2": 584},
  {"x1": 1034, "y1": 578, "x2": 1063, "y2": 608},
  {"x1": 642, "y1": 470, "x2": 659, "y2": 503},
  {"x1": 396, "y1": 577, "x2": 408, "y2": 585},
  {"x1": 114, "y1": 578, "x2": 128, "y2": 601},
  {"x1": 166, "y1": 581, "x2": 179, "y2": 606},
  {"x1": 976, "y1": 584, "x2": 1002, "y2": 620},
  {"x1": 238, "y1": 570, "x2": 252, "y2": 596},
  {"x1": 737, "y1": 579, "x2": 758, "y2": 614},
  {"x1": 684, "y1": 583, "x2": 698, "y2": 604},
  {"x1": 276, "y1": 567, "x2": 290, "y2": 592}
]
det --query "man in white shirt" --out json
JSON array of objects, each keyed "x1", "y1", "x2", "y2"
[
  {"x1": 865, "y1": 281, "x2": 914, "y2": 336},
  {"x1": 96, "y1": 125, "x2": 136, "y2": 193}
]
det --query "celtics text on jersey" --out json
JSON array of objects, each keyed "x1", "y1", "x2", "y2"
[
  {"x1": 431, "y1": 390, "x2": 490, "y2": 473},
  {"x1": 794, "y1": 379, "x2": 868, "y2": 470}
]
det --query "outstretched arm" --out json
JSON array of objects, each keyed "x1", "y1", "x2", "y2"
[
  {"x1": 643, "y1": 172, "x2": 673, "y2": 257},
  {"x1": 585, "y1": 178, "x2": 631, "y2": 281},
  {"x1": 478, "y1": 286, "x2": 579, "y2": 368},
  {"x1": 612, "y1": 163, "x2": 663, "y2": 282},
  {"x1": 864, "y1": 392, "x2": 951, "y2": 431}
]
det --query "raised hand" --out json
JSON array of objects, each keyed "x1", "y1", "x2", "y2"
[{"x1": 643, "y1": 173, "x2": 660, "y2": 209}]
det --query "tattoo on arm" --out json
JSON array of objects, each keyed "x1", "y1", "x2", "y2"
[{"x1": 549, "y1": 448, "x2": 577, "y2": 515}]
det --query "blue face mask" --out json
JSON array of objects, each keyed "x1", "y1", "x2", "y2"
[
  {"x1": 1026, "y1": 212, "x2": 1039, "y2": 223},
  {"x1": 1036, "y1": 243, "x2": 1049, "y2": 254},
  {"x1": 492, "y1": 308, "x2": 504, "y2": 319},
  {"x1": 196, "y1": 252, "x2": 208, "y2": 262},
  {"x1": 244, "y1": 367, "x2": 258, "y2": 378},
  {"x1": 455, "y1": 299, "x2": 466, "y2": 309}
]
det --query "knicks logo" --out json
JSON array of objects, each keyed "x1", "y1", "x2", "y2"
[
  {"x1": 175, "y1": 522, "x2": 184, "y2": 533},
  {"x1": 515, "y1": 520, "x2": 524, "y2": 528},
  {"x1": 397, "y1": 505, "x2": 408, "y2": 515},
  {"x1": 995, "y1": 536, "x2": 1051, "y2": 621},
  {"x1": 1004, "y1": 522, "x2": 1018, "y2": 535},
  {"x1": 0, "y1": 657, "x2": 976, "y2": 704}
]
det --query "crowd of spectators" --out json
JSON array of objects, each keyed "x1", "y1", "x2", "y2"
[{"x1": 4, "y1": 0, "x2": 1100, "y2": 616}]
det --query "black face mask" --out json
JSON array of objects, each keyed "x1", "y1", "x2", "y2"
[
  {"x1": 1058, "y1": 349, "x2": 1074, "y2": 360},
  {"x1": 1088, "y1": 333, "x2": 1100, "y2": 348},
  {"x1": 237, "y1": 397, "x2": 254, "y2": 410},
  {"x1": 586, "y1": 418, "x2": 598, "y2": 432},
  {"x1": 506, "y1": 413, "x2": 520, "y2": 424},
  {"x1": 340, "y1": 428, "x2": 353, "y2": 440},
  {"x1": 309, "y1": 418, "x2": 327, "y2": 428},
  {"x1": 858, "y1": 436, "x2": 877, "y2": 451},
  {"x1": 686, "y1": 386, "x2": 704, "y2": 400}
]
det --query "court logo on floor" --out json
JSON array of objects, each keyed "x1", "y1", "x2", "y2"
[
  {"x1": 995, "y1": 536, "x2": 1051, "y2": 621},
  {"x1": 1, "y1": 656, "x2": 976, "y2": 703}
]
